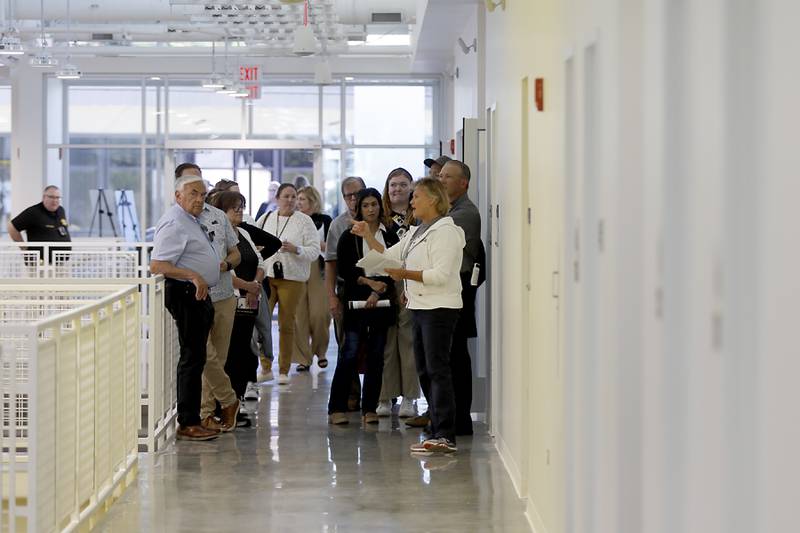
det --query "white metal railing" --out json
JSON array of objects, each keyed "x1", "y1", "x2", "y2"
[
  {"x1": 0, "y1": 284, "x2": 140, "y2": 533},
  {"x1": 0, "y1": 277, "x2": 179, "y2": 454},
  {"x1": 0, "y1": 241, "x2": 180, "y2": 453},
  {"x1": 0, "y1": 241, "x2": 154, "y2": 279}
]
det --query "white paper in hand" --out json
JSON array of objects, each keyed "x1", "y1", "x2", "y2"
[{"x1": 356, "y1": 249, "x2": 402, "y2": 274}]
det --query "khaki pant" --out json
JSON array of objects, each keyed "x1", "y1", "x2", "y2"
[
  {"x1": 200, "y1": 296, "x2": 237, "y2": 419},
  {"x1": 268, "y1": 278, "x2": 304, "y2": 375},
  {"x1": 293, "y1": 266, "x2": 331, "y2": 366},
  {"x1": 379, "y1": 303, "x2": 420, "y2": 400}
]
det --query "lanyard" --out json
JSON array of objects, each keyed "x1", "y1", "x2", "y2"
[{"x1": 275, "y1": 212, "x2": 293, "y2": 240}]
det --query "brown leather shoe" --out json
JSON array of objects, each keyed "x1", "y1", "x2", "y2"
[
  {"x1": 328, "y1": 412, "x2": 349, "y2": 425},
  {"x1": 177, "y1": 424, "x2": 220, "y2": 441},
  {"x1": 219, "y1": 399, "x2": 240, "y2": 432},
  {"x1": 404, "y1": 414, "x2": 431, "y2": 428},
  {"x1": 201, "y1": 416, "x2": 225, "y2": 431}
]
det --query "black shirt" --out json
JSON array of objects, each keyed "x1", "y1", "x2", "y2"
[{"x1": 11, "y1": 202, "x2": 71, "y2": 243}]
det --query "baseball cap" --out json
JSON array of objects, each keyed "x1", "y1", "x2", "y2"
[{"x1": 423, "y1": 155, "x2": 452, "y2": 168}]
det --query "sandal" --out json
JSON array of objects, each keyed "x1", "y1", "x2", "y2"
[
  {"x1": 317, "y1": 358, "x2": 328, "y2": 369},
  {"x1": 296, "y1": 364, "x2": 310, "y2": 372}
]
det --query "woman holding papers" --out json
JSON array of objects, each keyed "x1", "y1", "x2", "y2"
[
  {"x1": 327, "y1": 188, "x2": 399, "y2": 425},
  {"x1": 351, "y1": 178, "x2": 465, "y2": 454}
]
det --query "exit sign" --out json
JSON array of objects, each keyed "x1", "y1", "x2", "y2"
[{"x1": 239, "y1": 65, "x2": 261, "y2": 99}]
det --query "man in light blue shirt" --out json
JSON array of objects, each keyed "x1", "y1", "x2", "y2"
[
  {"x1": 151, "y1": 173, "x2": 223, "y2": 441},
  {"x1": 176, "y1": 163, "x2": 242, "y2": 432}
]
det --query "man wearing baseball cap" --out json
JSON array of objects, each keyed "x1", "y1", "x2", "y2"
[{"x1": 423, "y1": 155, "x2": 452, "y2": 179}]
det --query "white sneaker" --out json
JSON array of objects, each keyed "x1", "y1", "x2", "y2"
[
  {"x1": 258, "y1": 370, "x2": 274, "y2": 383},
  {"x1": 244, "y1": 382, "x2": 259, "y2": 401},
  {"x1": 375, "y1": 400, "x2": 392, "y2": 417},
  {"x1": 399, "y1": 398, "x2": 417, "y2": 418},
  {"x1": 277, "y1": 373, "x2": 290, "y2": 385}
]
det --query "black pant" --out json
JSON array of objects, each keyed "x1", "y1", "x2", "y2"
[
  {"x1": 226, "y1": 314, "x2": 258, "y2": 399},
  {"x1": 412, "y1": 308, "x2": 459, "y2": 443},
  {"x1": 328, "y1": 322, "x2": 387, "y2": 415},
  {"x1": 165, "y1": 279, "x2": 215, "y2": 427},
  {"x1": 451, "y1": 284, "x2": 477, "y2": 432}
]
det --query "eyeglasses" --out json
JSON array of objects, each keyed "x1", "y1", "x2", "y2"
[
  {"x1": 232, "y1": 206, "x2": 244, "y2": 213},
  {"x1": 199, "y1": 223, "x2": 215, "y2": 243}
]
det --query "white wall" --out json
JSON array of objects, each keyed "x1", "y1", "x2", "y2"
[
  {"x1": 474, "y1": 0, "x2": 800, "y2": 532},
  {"x1": 451, "y1": 6, "x2": 480, "y2": 136}
]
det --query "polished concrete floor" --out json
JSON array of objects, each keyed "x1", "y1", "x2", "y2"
[{"x1": 95, "y1": 339, "x2": 529, "y2": 532}]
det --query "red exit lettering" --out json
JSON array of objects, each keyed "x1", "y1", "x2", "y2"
[{"x1": 239, "y1": 66, "x2": 259, "y2": 82}]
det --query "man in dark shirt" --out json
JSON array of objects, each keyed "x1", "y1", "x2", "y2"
[
  {"x1": 439, "y1": 160, "x2": 482, "y2": 435},
  {"x1": 7, "y1": 185, "x2": 71, "y2": 261}
]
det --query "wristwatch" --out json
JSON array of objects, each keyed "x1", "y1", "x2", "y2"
[{"x1": 225, "y1": 260, "x2": 233, "y2": 272}]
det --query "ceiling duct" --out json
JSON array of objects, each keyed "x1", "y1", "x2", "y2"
[{"x1": 371, "y1": 12, "x2": 402, "y2": 24}]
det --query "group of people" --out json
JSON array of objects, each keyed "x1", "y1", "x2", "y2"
[{"x1": 152, "y1": 154, "x2": 483, "y2": 455}]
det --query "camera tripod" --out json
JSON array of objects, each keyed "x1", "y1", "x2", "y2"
[
  {"x1": 88, "y1": 188, "x2": 118, "y2": 238},
  {"x1": 117, "y1": 190, "x2": 139, "y2": 241}
]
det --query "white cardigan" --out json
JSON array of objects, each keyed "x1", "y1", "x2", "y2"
[
  {"x1": 255, "y1": 210, "x2": 320, "y2": 282},
  {"x1": 382, "y1": 216, "x2": 465, "y2": 310}
]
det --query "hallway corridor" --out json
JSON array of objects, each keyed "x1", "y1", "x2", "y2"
[{"x1": 95, "y1": 350, "x2": 529, "y2": 532}]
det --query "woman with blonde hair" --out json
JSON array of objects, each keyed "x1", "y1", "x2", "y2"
[
  {"x1": 376, "y1": 168, "x2": 419, "y2": 417},
  {"x1": 256, "y1": 183, "x2": 321, "y2": 384},
  {"x1": 293, "y1": 185, "x2": 333, "y2": 370},
  {"x1": 352, "y1": 178, "x2": 465, "y2": 454}
]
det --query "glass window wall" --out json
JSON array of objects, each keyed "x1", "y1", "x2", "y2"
[{"x1": 48, "y1": 77, "x2": 440, "y2": 237}]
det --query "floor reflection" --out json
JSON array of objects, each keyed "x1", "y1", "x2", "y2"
[{"x1": 94, "y1": 339, "x2": 529, "y2": 532}]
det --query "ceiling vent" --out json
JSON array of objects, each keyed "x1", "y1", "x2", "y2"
[
  {"x1": 371, "y1": 12, "x2": 402, "y2": 24},
  {"x1": 91, "y1": 33, "x2": 114, "y2": 41}
]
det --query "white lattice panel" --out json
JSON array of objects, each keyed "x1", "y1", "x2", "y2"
[
  {"x1": 0, "y1": 251, "x2": 40, "y2": 278},
  {"x1": 52, "y1": 251, "x2": 138, "y2": 279},
  {"x1": 0, "y1": 285, "x2": 140, "y2": 533}
]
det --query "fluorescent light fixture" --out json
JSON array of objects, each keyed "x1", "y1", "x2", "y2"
[
  {"x1": 202, "y1": 76, "x2": 225, "y2": 89},
  {"x1": 364, "y1": 34, "x2": 411, "y2": 47},
  {"x1": 216, "y1": 86, "x2": 237, "y2": 95},
  {"x1": 344, "y1": 76, "x2": 354, "y2": 81},
  {"x1": 56, "y1": 63, "x2": 82, "y2": 79},
  {"x1": 0, "y1": 35, "x2": 24, "y2": 55},
  {"x1": 30, "y1": 53, "x2": 58, "y2": 68},
  {"x1": 149, "y1": 76, "x2": 161, "y2": 80}
]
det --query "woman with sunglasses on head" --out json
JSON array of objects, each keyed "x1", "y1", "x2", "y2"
[
  {"x1": 255, "y1": 183, "x2": 321, "y2": 385},
  {"x1": 327, "y1": 188, "x2": 399, "y2": 425},
  {"x1": 375, "y1": 168, "x2": 420, "y2": 418},
  {"x1": 209, "y1": 191, "x2": 266, "y2": 426}
]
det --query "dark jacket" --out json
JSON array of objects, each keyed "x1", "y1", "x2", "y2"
[{"x1": 336, "y1": 226, "x2": 399, "y2": 327}]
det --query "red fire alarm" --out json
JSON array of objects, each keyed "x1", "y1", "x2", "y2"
[{"x1": 535, "y1": 78, "x2": 544, "y2": 111}]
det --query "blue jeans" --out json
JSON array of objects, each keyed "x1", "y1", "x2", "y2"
[
  {"x1": 328, "y1": 323, "x2": 387, "y2": 415},
  {"x1": 412, "y1": 308, "x2": 460, "y2": 443}
]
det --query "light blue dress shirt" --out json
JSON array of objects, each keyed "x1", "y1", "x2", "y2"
[
  {"x1": 152, "y1": 204, "x2": 221, "y2": 288},
  {"x1": 198, "y1": 204, "x2": 238, "y2": 302}
]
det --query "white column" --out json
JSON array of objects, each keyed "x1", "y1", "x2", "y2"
[{"x1": 10, "y1": 63, "x2": 47, "y2": 214}]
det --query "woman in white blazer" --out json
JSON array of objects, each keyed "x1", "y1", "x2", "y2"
[
  {"x1": 255, "y1": 183, "x2": 320, "y2": 385},
  {"x1": 352, "y1": 177, "x2": 465, "y2": 454}
]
